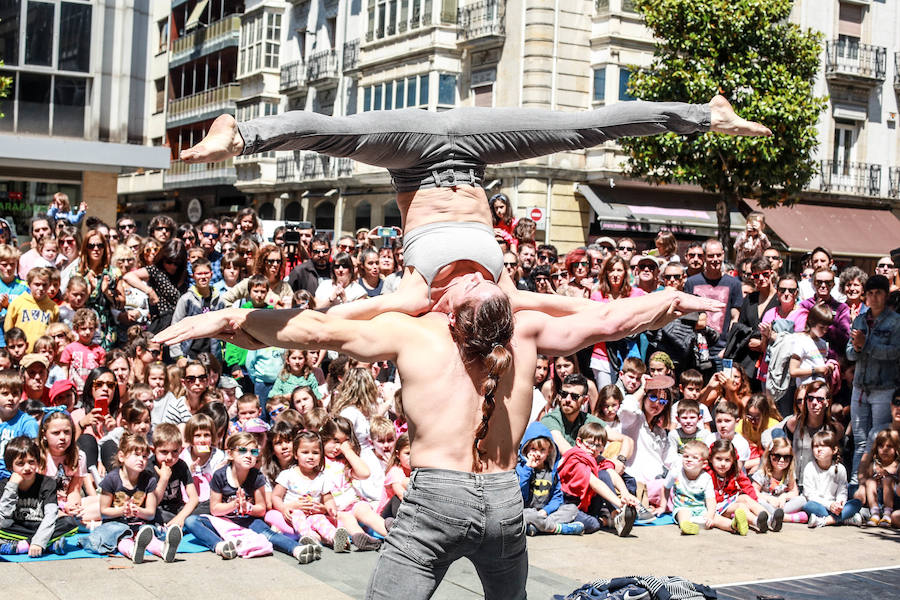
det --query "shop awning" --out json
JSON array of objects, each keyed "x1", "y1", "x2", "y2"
[
  {"x1": 744, "y1": 199, "x2": 900, "y2": 258},
  {"x1": 576, "y1": 183, "x2": 746, "y2": 237}
]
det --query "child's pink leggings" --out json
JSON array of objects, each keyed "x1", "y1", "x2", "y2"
[
  {"x1": 265, "y1": 509, "x2": 336, "y2": 543},
  {"x1": 117, "y1": 535, "x2": 164, "y2": 559}
]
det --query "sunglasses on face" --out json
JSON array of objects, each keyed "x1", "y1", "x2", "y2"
[
  {"x1": 771, "y1": 453, "x2": 792, "y2": 462},
  {"x1": 504, "y1": 261, "x2": 518, "y2": 267},
  {"x1": 120, "y1": 223, "x2": 135, "y2": 230},
  {"x1": 574, "y1": 261, "x2": 590, "y2": 267},
  {"x1": 87, "y1": 242, "x2": 104, "y2": 250},
  {"x1": 146, "y1": 348, "x2": 161, "y2": 356},
  {"x1": 647, "y1": 394, "x2": 669, "y2": 406},
  {"x1": 534, "y1": 276, "x2": 550, "y2": 284},
  {"x1": 538, "y1": 253, "x2": 554, "y2": 260},
  {"x1": 153, "y1": 226, "x2": 172, "y2": 233},
  {"x1": 662, "y1": 274, "x2": 683, "y2": 281},
  {"x1": 235, "y1": 447, "x2": 260, "y2": 456},
  {"x1": 269, "y1": 405, "x2": 287, "y2": 418},
  {"x1": 312, "y1": 249, "x2": 330, "y2": 255},
  {"x1": 806, "y1": 395, "x2": 828, "y2": 403},
  {"x1": 557, "y1": 391, "x2": 583, "y2": 401},
  {"x1": 551, "y1": 273, "x2": 565, "y2": 280},
  {"x1": 333, "y1": 264, "x2": 350, "y2": 271},
  {"x1": 815, "y1": 279, "x2": 833, "y2": 288},
  {"x1": 636, "y1": 264, "x2": 657, "y2": 272},
  {"x1": 265, "y1": 259, "x2": 282, "y2": 266},
  {"x1": 202, "y1": 232, "x2": 219, "y2": 239},
  {"x1": 778, "y1": 286, "x2": 797, "y2": 294},
  {"x1": 92, "y1": 380, "x2": 115, "y2": 390},
  {"x1": 751, "y1": 271, "x2": 771, "y2": 280},
  {"x1": 745, "y1": 413, "x2": 761, "y2": 423},
  {"x1": 222, "y1": 227, "x2": 235, "y2": 234},
  {"x1": 617, "y1": 245, "x2": 634, "y2": 251},
  {"x1": 339, "y1": 244, "x2": 355, "y2": 251},
  {"x1": 184, "y1": 375, "x2": 207, "y2": 383}
]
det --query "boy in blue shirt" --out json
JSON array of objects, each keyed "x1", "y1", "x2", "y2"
[{"x1": 0, "y1": 370, "x2": 38, "y2": 478}]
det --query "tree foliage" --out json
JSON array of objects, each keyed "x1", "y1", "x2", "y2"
[{"x1": 622, "y1": 0, "x2": 826, "y2": 251}]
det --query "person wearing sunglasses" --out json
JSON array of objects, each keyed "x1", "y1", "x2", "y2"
[
  {"x1": 631, "y1": 254, "x2": 661, "y2": 295},
  {"x1": 874, "y1": 256, "x2": 899, "y2": 293},
  {"x1": 222, "y1": 244, "x2": 293, "y2": 309},
  {"x1": 846, "y1": 274, "x2": 900, "y2": 484},
  {"x1": 793, "y1": 267, "x2": 851, "y2": 359},
  {"x1": 683, "y1": 241, "x2": 705, "y2": 278},
  {"x1": 147, "y1": 215, "x2": 176, "y2": 245},
  {"x1": 78, "y1": 367, "x2": 121, "y2": 447},
  {"x1": 557, "y1": 248, "x2": 592, "y2": 298},
  {"x1": 733, "y1": 256, "x2": 779, "y2": 385},
  {"x1": 589, "y1": 256, "x2": 645, "y2": 389},
  {"x1": 618, "y1": 374, "x2": 676, "y2": 515},
  {"x1": 123, "y1": 239, "x2": 189, "y2": 335},
  {"x1": 288, "y1": 232, "x2": 334, "y2": 297}
]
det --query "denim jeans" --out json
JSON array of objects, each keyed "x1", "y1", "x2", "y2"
[
  {"x1": 365, "y1": 468, "x2": 527, "y2": 600},
  {"x1": 850, "y1": 387, "x2": 894, "y2": 483},
  {"x1": 238, "y1": 103, "x2": 711, "y2": 192},
  {"x1": 802, "y1": 499, "x2": 862, "y2": 522}
]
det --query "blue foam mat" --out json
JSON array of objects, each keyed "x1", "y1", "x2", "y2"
[
  {"x1": 0, "y1": 532, "x2": 209, "y2": 563},
  {"x1": 635, "y1": 514, "x2": 676, "y2": 526}
]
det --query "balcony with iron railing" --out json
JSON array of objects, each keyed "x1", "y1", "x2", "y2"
[
  {"x1": 165, "y1": 158, "x2": 236, "y2": 189},
  {"x1": 889, "y1": 167, "x2": 900, "y2": 198},
  {"x1": 280, "y1": 60, "x2": 306, "y2": 93},
  {"x1": 814, "y1": 160, "x2": 883, "y2": 197},
  {"x1": 276, "y1": 152, "x2": 353, "y2": 182},
  {"x1": 306, "y1": 50, "x2": 339, "y2": 86},
  {"x1": 343, "y1": 40, "x2": 360, "y2": 72},
  {"x1": 167, "y1": 82, "x2": 242, "y2": 126},
  {"x1": 824, "y1": 39, "x2": 887, "y2": 84},
  {"x1": 458, "y1": 0, "x2": 505, "y2": 47},
  {"x1": 170, "y1": 14, "x2": 241, "y2": 66}
]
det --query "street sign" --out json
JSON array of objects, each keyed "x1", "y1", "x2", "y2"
[{"x1": 527, "y1": 207, "x2": 546, "y2": 230}]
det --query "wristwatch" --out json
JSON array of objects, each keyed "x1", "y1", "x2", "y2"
[{"x1": 616, "y1": 455, "x2": 627, "y2": 463}]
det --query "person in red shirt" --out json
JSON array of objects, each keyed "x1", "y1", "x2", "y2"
[
  {"x1": 556, "y1": 422, "x2": 638, "y2": 537},
  {"x1": 706, "y1": 439, "x2": 769, "y2": 535}
]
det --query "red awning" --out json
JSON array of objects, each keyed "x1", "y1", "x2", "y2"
[{"x1": 744, "y1": 200, "x2": 900, "y2": 258}]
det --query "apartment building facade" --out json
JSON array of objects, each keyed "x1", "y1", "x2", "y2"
[{"x1": 0, "y1": 0, "x2": 168, "y2": 239}]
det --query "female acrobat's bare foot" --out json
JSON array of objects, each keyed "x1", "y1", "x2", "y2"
[
  {"x1": 709, "y1": 94, "x2": 772, "y2": 137},
  {"x1": 179, "y1": 113, "x2": 245, "y2": 163}
]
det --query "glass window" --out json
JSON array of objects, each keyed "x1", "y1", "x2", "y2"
[
  {"x1": 406, "y1": 76, "x2": 416, "y2": 107},
  {"x1": 373, "y1": 83, "x2": 382, "y2": 110},
  {"x1": 418, "y1": 73, "x2": 428, "y2": 106},
  {"x1": 53, "y1": 76, "x2": 86, "y2": 137},
  {"x1": 384, "y1": 81, "x2": 393, "y2": 110},
  {"x1": 363, "y1": 85, "x2": 371, "y2": 111},
  {"x1": 593, "y1": 68, "x2": 605, "y2": 102},
  {"x1": 25, "y1": 1, "x2": 54, "y2": 67},
  {"x1": 59, "y1": 2, "x2": 92, "y2": 72},
  {"x1": 395, "y1": 78, "x2": 404, "y2": 109},
  {"x1": 619, "y1": 68, "x2": 634, "y2": 101},
  {"x1": 377, "y1": 1, "x2": 386, "y2": 38},
  {"x1": 387, "y1": 0, "x2": 397, "y2": 35},
  {"x1": 438, "y1": 73, "x2": 456, "y2": 105},
  {"x1": 18, "y1": 72, "x2": 51, "y2": 134},
  {"x1": 0, "y1": 1, "x2": 19, "y2": 66},
  {"x1": 0, "y1": 70, "x2": 15, "y2": 132},
  {"x1": 314, "y1": 200, "x2": 335, "y2": 231}
]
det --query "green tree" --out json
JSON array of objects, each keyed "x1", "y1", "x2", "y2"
[{"x1": 622, "y1": 0, "x2": 826, "y2": 256}]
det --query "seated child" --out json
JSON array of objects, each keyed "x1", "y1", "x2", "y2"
[
  {"x1": 706, "y1": 439, "x2": 769, "y2": 535},
  {"x1": 229, "y1": 395, "x2": 261, "y2": 436},
  {"x1": 856, "y1": 430, "x2": 899, "y2": 528},
  {"x1": 0, "y1": 369, "x2": 38, "y2": 477},
  {"x1": 803, "y1": 430, "x2": 862, "y2": 528},
  {"x1": 557, "y1": 423, "x2": 638, "y2": 537},
  {"x1": 713, "y1": 401, "x2": 751, "y2": 464},
  {"x1": 517, "y1": 422, "x2": 583, "y2": 536},
  {"x1": 752, "y1": 438, "x2": 805, "y2": 527},
  {"x1": 150, "y1": 424, "x2": 199, "y2": 530},
  {"x1": 379, "y1": 433, "x2": 410, "y2": 519},
  {"x1": 662, "y1": 440, "x2": 718, "y2": 535},
  {"x1": 674, "y1": 369, "x2": 713, "y2": 430},
  {"x1": 84, "y1": 433, "x2": 180, "y2": 563},
  {"x1": 180, "y1": 414, "x2": 227, "y2": 512},
  {"x1": 0, "y1": 436, "x2": 78, "y2": 555},
  {"x1": 668, "y1": 399, "x2": 715, "y2": 456}
]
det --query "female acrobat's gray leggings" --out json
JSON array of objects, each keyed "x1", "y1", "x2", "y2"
[{"x1": 238, "y1": 101, "x2": 711, "y2": 191}]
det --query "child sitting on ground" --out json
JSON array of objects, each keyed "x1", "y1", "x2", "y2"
[
  {"x1": 803, "y1": 430, "x2": 862, "y2": 528},
  {"x1": 517, "y1": 422, "x2": 583, "y2": 536},
  {"x1": 150, "y1": 423, "x2": 199, "y2": 531},
  {"x1": 713, "y1": 401, "x2": 751, "y2": 465},
  {"x1": 0, "y1": 436, "x2": 78, "y2": 555},
  {"x1": 857, "y1": 430, "x2": 899, "y2": 528},
  {"x1": 557, "y1": 422, "x2": 638, "y2": 537},
  {"x1": 0, "y1": 370, "x2": 38, "y2": 477},
  {"x1": 662, "y1": 440, "x2": 717, "y2": 535},
  {"x1": 60, "y1": 308, "x2": 106, "y2": 396},
  {"x1": 752, "y1": 437, "x2": 806, "y2": 527},
  {"x1": 379, "y1": 433, "x2": 410, "y2": 519},
  {"x1": 706, "y1": 439, "x2": 770, "y2": 535}
]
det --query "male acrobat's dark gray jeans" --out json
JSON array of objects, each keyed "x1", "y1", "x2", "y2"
[
  {"x1": 238, "y1": 102, "x2": 711, "y2": 191},
  {"x1": 365, "y1": 468, "x2": 527, "y2": 600}
]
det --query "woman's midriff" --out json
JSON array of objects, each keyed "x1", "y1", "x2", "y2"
[{"x1": 397, "y1": 185, "x2": 494, "y2": 232}]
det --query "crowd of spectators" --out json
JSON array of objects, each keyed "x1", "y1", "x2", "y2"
[{"x1": 0, "y1": 191, "x2": 898, "y2": 564}]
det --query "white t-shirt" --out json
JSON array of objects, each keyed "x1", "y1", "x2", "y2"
[
  {"x1": 339, "y1": 406, "x2": 372, "y2": 451},
  {"x1": 672, "y1": 400, "x2": 713, "y2": 425},
  {"x1": 529, "y1": 388, "x2": 546, "y2": 423},
  {"x1": 802, "y1": 461, "x2": 848, "y2": 506},
  {"x1": 790, "y1": 334, "x2": 829, "y2": 387},
  {"x1": 275, "y1": 466, "x2": 330, "y2": 503},
  {"x1": 664, "y1": 466, "x2": 715, "y2": 510},
  {"x1": 619, "y1": 395, "x2": 673, "y2": 483},
  {"x1": 714, "y1": 431, "x2": 751, "y2": 462},
  {"x1": 314, "y1": 280, "x2": 367, "y2": 307}
]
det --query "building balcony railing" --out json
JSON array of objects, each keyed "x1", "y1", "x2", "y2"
[
  {"x1": 280, "y1": 60, "x2": 306, "y2": 93},
  {"x1": 343, "y1": 40, "x2": 360, "y2": 72},
  {"x1": 167, "y1": 82, "x2": 242, "y2": 123},
  {"x1": 458, "y1": 0, "x2": 505, "y2": 47},
  {"x1": 165, "y1": 158, "x2": 236, "y2": 189},
  {"x1": 306, "y1": 50, "x2": 339, "y2": 86},
  {"x1": 276, "y1": 153, "x2": 353, "y2": 182},
  {"x1": 815, "y1": 160, "x2": 882, "y2": 197},
  {"x1": 170, "y1": 14, "x2": 241, "y2": 63},
  {"x1": 824, "y1": 39, "x2": 886, "y2": 84},
  {"x1": 889, "y1": 166, "x2": 900, "y2": 198}
]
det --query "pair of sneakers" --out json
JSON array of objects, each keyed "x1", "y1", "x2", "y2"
[
  {"x1": 525, "y1": 522, "x2": 585, "y2": 536},
  {"x1": 131, "y1": 524, "x2": 181, "y2": 564},
  {"x1": 293, "y1": 536, "x2": 323, "y2": 564},
  {"x1": 867, "y1": 513, "x2": 893, "y2": 528},
  {"x1": 612, "y1": 505, "x2": 637, "y2": 537}
]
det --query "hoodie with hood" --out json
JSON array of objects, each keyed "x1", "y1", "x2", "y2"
[{"x1": 516, "y1": 422, "x2": 564, "y2": 515}]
